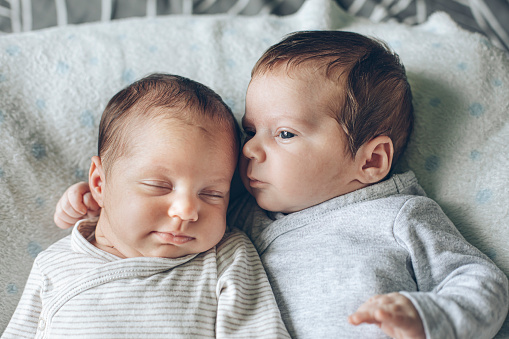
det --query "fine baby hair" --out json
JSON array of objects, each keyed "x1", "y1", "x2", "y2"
[
  {"x1": 252, "y1": 30, "x2": 414, "y2": 167},
  {"x1": 98, "y1": 73, "x2": 241, "y2": 173}
]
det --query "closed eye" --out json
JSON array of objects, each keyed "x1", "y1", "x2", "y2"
[
  {"x1": 141, "y1": 181, "x2": 173, "y2": 193},
  {"x1": 200, "y1": 191, "x2": 226, "y2": 203}
]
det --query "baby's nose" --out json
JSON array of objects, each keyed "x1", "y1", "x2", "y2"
[
  {"x1": 167, "y1": 193, "x2": 198, "y2": 222},
  {"x1": 243, "y1": 136, "x2": 265, "y2": 162}
]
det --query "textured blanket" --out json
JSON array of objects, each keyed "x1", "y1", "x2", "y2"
[{"x1": 1, "y1": 0, "x2": 508, "y2": 335}]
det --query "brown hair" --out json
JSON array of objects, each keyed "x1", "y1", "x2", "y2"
[
  {"x1": 98, "y1": 73, "x2": 240, "y2": 172},
  {"x1": 252, "y1": 30, "x2": 413, "y2": 166}
]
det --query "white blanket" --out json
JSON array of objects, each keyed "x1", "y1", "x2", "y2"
[{"x1": 1, "y1": 0, "x2": 508, "y2": 335}]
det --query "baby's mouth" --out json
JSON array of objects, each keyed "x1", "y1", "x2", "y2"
[
  {"x1": 247, "y1": 176, "x2": 267, "y2": 187},
  {"x1": 154, "y1": 231, "x2": 195, "y2": 245}
]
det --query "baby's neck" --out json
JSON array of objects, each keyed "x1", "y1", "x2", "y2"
[{"x1": 91, "y1": 233, "x2": 127, "y2": 258}]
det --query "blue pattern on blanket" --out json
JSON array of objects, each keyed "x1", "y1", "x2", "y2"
[
  {"x1": 6, "y1": 283, "x2": 18, "y2": 295},
  {"x1": 424, "y1": 155, "x2": 440, "y2": 172},
  {"x1": 31, "y1": 142, "x2": 46, "y2": 160},
  {"x1": 429, "y1": 97, "x2": 441, "y2": 107},
  {"x1": 469, "y1": 102, "x2": 485, "y2": 117},
  {"x1": 123, "y1": 68, "x2": 136, "y2": 84},
  {"x1": 470, "y1": 150, "x2": 481, "y2": 161},
  {"x1": 27, "y1": 241, "x2": 42, "y2": 259},
  {"x1": 75, "y1": 167, "x2": 87, "y2": 180},
  {"x1": 6, "y1": 45, "x2": 20, "y2": 56},
  {"x1": 80, "y1": 110, "x2": 95, "y2": 128},
  {"x1": 36, "y1": 99, "x2": 46, "y2": 110},
  {"x1": 57, "y1": 61, "x2": 70, "y2": 75},
  {"x1": 35, "y1": 197, "x2": 45, "y2": 208},
  {"x1": 476, "y1": 189, "x2": 493, "y2": 204},
  {"x1": 457, "y1": 62, "x2": 467, "y2": 70}
]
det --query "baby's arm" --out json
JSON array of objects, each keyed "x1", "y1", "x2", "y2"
[
  {"x1": 348, "y1": 292, "x2": 425, "y2": 339},
  {"x1": 394, "y1": 197, "x2": 509, "y2": 338},
  {"x1": 2, "y1": 262, "x2": 44, "y2": 338},
  {"x1": 215, "y1": 229, "x2": 290, "y2": 338},
  {"x1": 54, "y1": 181, "x2": 100, "y2": 229}
]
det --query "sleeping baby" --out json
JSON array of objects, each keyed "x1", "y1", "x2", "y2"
[{"x1": 2, "y1": 73, "x2": 289, "y2": 338}]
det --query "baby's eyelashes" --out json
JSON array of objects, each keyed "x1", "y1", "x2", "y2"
[
  {"x1": 140, "y1": 181, "x2": 173, "y2": 194},
  {"x1": 278, "y1": 131, "x2": 296, "y2": 139},
  {"x1": 142, "y1": 180, "x2": 172, "y2": 188},
  {"x1": 200, "y1": 191, "x2": 225, "y2": 200}
]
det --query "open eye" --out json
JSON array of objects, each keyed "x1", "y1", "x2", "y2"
[{"x1": 278, "y1": 131, "x2": 295, "y2": 139}]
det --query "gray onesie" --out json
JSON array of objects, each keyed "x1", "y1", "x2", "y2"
[{"x1": 228, "y1": 171, "x2": 508, "y2": 338}]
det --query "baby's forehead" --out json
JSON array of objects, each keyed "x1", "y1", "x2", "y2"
[
  {"x1": 124, "y1": 116, "x2": 237, "y2": 157},
  {"x1": 248, "y1": 68, "x2": 344, "y2": 116}
]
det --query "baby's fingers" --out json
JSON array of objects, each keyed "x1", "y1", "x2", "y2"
[
  {"x1": 66, "y1": 182, "x2": 91, "y2": 216},
  {"x1": 54, "y1": 201, "x2": 80, "y2": 229},
  {"x1": 349, "y1": 293, "x2": 425, "y2": 339},
  {"x1": 83, "y1": 192, "x2": 101, "y2": 218},
  {"x1": 53, "y1": 182, "x2": 91, "y2": 229},
  {"x1": 348, "y1": 296, "x2": 385, "y2": 325}
]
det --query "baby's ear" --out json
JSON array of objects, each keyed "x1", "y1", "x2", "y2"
[
  {"x1": 355, "y1": 136, "x2": 394, "y2": 184},
  {"x1": 89, "y1": 156, "x2": 106, "y2": 207}
]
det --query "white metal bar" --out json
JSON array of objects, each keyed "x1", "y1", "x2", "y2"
[
  {"x1": 182, "y1": 0, "x2": 193, "y2": 14},
  {"x1": 471, "y1": 0, "x2": 509, "y2": 49},
  {"x1": 21, "y1": 0, "x2": 31, "y2": 31},
  {"x1": 8, "y1": 0, "x2": 21, "y2": 32},
  {"x1": 415, "y1": 0, "x2": 427, "y2": 23},
  {"x1": 0, "y1": 5, "x2": 12, "y2": 17},
  {"x1": 101, "y1": 0, "x2": 112, "y2": 21},
  {"x1": 348, "y1": 0, "x2": 369, "y2": 16},
  {"x1": 370, "y1": 0, "x2": 396, "y2": 22},
  {"x1": 55, "y1": 0, "x2": 68, "y2": 26},
  {"x1": 146, "y1": 0, "x2": 157, "y2": 17},
  {"x1": 388, "y1": 0, "x2": 412, "y2": 17},
  {"x1": 227, "y1": 0, "x2": 250, "y2": 15}
]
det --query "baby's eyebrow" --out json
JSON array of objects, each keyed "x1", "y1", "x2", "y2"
[{"x1": 207, "y1": 177, "x2": 232, "y2": 185}]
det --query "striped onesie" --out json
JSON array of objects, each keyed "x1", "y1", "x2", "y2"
[{"x1": 2, "y1": 220, "x2": 289, "y2": 338}]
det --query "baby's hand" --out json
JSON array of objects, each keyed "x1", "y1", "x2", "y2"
[
  {"x1": 54, "y1": 181, "x2": 100, "y2": 229},
  {"x1": 348, "y1": 292, "x2": 425, "y2": 339}
]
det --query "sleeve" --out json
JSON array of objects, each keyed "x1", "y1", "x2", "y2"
[
  {"x1": 214, "y1": 229, "x2": 290, "y2": 339},
  {"x1": 2, "y1": 260, "x2": 44, "y2": 338},
  {"x1": 394, "y1": 197, "x2": 509, "y2": 339}
]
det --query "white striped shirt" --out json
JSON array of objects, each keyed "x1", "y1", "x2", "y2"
[{"x1": 2, "y1": 220, "x2": 289, "y2": 338}]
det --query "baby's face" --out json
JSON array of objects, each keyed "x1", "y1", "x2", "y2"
[
  {"x1": 240, "y1": 72, "x2": 364, "y2": 213},
  {"x1": 98, "y1": 116, "x2": 236, "y2": 258}
]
